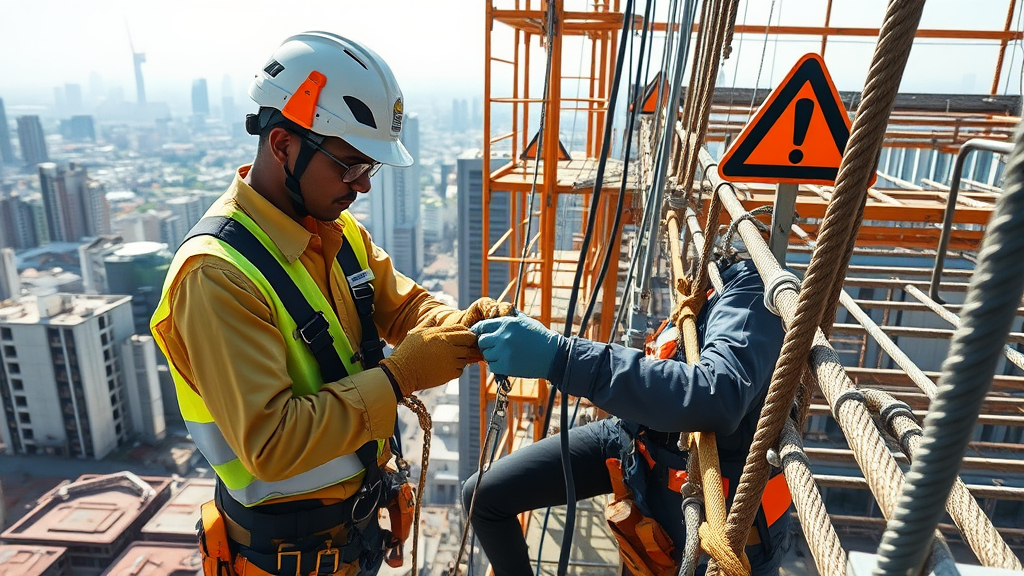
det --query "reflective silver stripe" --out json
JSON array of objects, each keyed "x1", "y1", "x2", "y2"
[
  {"x1": 186, "y1": 420, "x2": 236, "y2": 466},
  {"x1": 227, "y1": 453, "x2": 366, "y2": 506}
]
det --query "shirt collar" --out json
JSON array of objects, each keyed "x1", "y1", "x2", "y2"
[{"x1": 230, "y1": 165, "x2": 314, "y2": 263}]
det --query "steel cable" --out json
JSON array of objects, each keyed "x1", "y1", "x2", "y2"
[
  {"x1": 873, "y1": 121, "x2": 1024, "y2": 576},
  {"x1": 862, "y1": 389, "x2": 1023, "y2": 571}
]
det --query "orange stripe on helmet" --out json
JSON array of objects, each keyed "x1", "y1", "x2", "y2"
[{"x1": 281, "y1": 70, "x2": 327, "y2": 129}]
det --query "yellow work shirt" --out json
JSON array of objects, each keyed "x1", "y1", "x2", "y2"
[{"x1": 153, "y1": 165, "x2": 454, "y2": 503}]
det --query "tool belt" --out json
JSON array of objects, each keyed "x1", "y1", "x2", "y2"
[
  {"x1": 606, "y1": 427, "x2": 793, "y2": 576},
  {"x1": 198, "y1": 464, "x2": 416, "y2": 576}
]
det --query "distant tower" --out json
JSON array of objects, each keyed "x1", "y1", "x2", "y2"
[
  {"x1": 191, "y1": 79, "x2": 209, "y2": 117},
  {"x1": 16, "y1": 116, "x2": 48, "y2": 167},
  {"x1": 370, "y1": 114, "x2": 423, "y2": 278},
  {"x1": 456, "y1": 151, "x2": 511, "y2": 483},
  {"x1": 38, "y1": 162, "x2": 91, "y2": 242},
  {"x1": 65, "y1": 83, "x2": 84, "y2": 115},
  {"x1": 128, "y1": 29, "x2": 147, "y2": 105},
  {"x1": 221, "y1": 75, "x2": 236, "y2": 124},
  {"x1": 0, "y1": 97, "x2": 14, "y2": 164}
]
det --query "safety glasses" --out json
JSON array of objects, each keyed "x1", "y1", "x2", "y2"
[{"x1": 306, "y1": 138, "x2": 382, "y2": 183}]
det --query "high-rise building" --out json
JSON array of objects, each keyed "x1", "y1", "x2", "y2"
[
  {"x1": 0, "y1": 248, "x2": 20, "y2": 301},
  {"x1": 165, "y1": 194, "x2": 206, "y2": 241},
  {"x1": 120, "y1": 335, "x2": 166, "y2": 444},
  {"x1": 0, "y1": 293, "x2": 138, "y2": 458},
  {"x1": 456, "y1": 151, "x2": 510, "y2": 482},
  {"x1": 103, "y1": 241, "x2": 172, "y2": 335},
  {"x1": 78, "y1": 235, "x2": 124, "y2": 294},
  {"x1": 64, "y1": 83, "x2": 83, "y2": 115},
  {"x1": 191, "y1": 79, "x2": 209, "y2": 117},
  {"x1": 131, "y1": 42, "x2": 147, "y2": 105},
  {"x1": 0, "y1": 97, "x2": 15, "y2": 164},
  {"x1": 0, "y1": 193, "x2": 40, "y2": 250},
  {"x1": 17, "y1": 116, "x2": 48, "y2": 167},
  {"x1": 370, "y1": 114, "x2": 423, "y2": 278},
  {"x1": 38, "y1": 162, "x2": 89, "y2": 242},
  {"x1": 83, "y1": 179, "x2": 111, "y2": 236},
  {"x1": 59, "y1": 115, "x2": 96, "y2": 142}
]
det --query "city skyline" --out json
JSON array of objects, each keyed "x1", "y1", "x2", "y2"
[{"x1": 2, "y1": 0, "x2": 1021, "y2": 121}]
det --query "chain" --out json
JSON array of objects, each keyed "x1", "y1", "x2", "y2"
[{"x1": 400, "y1": 394, "x2": 432, "y2": 576}]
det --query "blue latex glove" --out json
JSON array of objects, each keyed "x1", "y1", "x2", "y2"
[{"x1": 471, "y1": 313, "x2": 563, "y2": 379}]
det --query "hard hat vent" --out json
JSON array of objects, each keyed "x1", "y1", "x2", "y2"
[
  {"x1": 344, "y1": 96, "x2": 377, "y2": 129},
  {"x1": 264, "y1": 60, "x2": 285, "y2": 78},
  {"x1": 343, "y1": 49, "x2": 368, "y2": 70}
]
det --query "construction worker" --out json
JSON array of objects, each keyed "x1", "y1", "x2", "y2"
[
  {"x1": 151, "y1": 32, "x2": 507, "y2": 576},
  {"x1": 467, "y1": 258, "x2": 792, "y2": 576}
]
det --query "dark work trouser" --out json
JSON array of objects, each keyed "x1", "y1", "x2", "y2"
[{"x1": 462, "y1": 418, "x2": 788, "y2": 576}]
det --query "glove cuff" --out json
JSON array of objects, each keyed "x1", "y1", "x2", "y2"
[{"x1": 379, "y1": 362, "x2": 406, "y2": 400}]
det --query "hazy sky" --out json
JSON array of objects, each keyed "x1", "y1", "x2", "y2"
[{"x1": 1, "y1": 0, "x2": 1021, "y2": 116}]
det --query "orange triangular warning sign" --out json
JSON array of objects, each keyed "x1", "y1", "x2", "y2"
[
  {"x1": 718, "y1": 53, "x2": 874, "y2": 186},
  {"x1": 631, "y1": 72, "x2": 664, "y2": 114},
  {"x1": 520, "y1": 131, "x2": 571, "y2": 161}
]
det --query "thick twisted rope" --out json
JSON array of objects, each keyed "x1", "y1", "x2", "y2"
[
  {"x1": 778, "y1": 419, "x2": 846, "y2": 576},
  {"x1": 675, "y1": 0, "x2": 737, "y2": 201},
  {"x1": 817, "y1": 0, "x2": 928, "y2": 338},
  {"x1": 862, "y1": 389, "x2": 1023, "y2": 570},
  {"x1": 715, "y1": 0, "x2": 928, "y2": 563},
  {"x1": 874, "y1": 122, "x2": 1024, "y2": 576}
]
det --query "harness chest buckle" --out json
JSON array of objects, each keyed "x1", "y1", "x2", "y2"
[{"x1": 296, "y1": 311, "x2": 333, "y2": 352}]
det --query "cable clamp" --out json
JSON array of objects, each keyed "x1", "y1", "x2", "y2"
[
  {"x1": 763, "y1": 271, "x2": 801, "y2": 316},
  {"x1": 832, "y1": 389, "x2": 866, "y2": 419},
  {"x1": 879, "y1": 400, "x2": 916, "y2": 429}
]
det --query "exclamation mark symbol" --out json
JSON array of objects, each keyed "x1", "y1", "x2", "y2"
[{"x1": 789, "y1": 98, "x2": 814, "y2": 164}]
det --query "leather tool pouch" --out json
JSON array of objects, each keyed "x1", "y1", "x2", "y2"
[
  {"x1": 604, "y1": 459, "x2": 678, "y2": 576},
  {"x1": 384, "y1": 481, "x2": 416, "y2": 567},
  {"x1": 198, "y1": 500, "x2": 233, "y2": 576}
]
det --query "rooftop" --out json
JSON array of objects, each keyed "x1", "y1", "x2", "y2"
[
  {"x1": 101, "y1": 542, "x2": 202, "y2": 576},
  {"x1": 0, "y1": 293, "x2": 131, "y2": 325},
  {"x1": 1, "y1": 473, "x2": 172, "y2": 546},
  {"x1": 0, "y1": 545, "x2": 68, "y2": 576},
  {"x1": 140, "y1": 479, "x2": 214, "y2": 542}
]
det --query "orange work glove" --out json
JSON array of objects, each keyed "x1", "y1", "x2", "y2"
[{"x1": 380, "y1": 325, "x2": 482, "y2": 397}]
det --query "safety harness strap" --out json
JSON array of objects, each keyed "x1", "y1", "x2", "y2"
[
  {"x1": 335, "y1": 240, "x2": 386, "y2": 369},
  {"x1": 183, "y1": 216, "x2": 349, "y2": 383}
]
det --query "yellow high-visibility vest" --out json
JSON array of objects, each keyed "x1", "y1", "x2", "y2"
[{"x1": 151, "y1": 206, "x2": 381, "y2": 506}]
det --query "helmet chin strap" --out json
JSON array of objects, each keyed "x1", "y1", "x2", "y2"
[{"x1": 281, "y1": 133, "x2": 320, "y2": 219}]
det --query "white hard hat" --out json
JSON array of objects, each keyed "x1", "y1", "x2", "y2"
[{"x1": 248, "y1": 31, "x2": 413, "y2": 167}]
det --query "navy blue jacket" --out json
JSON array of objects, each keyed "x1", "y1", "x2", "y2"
[
  {"x1": 550, "y1": 259, "x2": 784, "y2": 447},
  {"x1": 548, "y1": 259, "x2": 788, "y2": 568}
]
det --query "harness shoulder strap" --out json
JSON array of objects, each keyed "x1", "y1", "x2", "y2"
[
  {"x1": 336, "y1": 239, "x2": 386, "y2": 369},
  {"x1": 183, "y1": 216, "x2": 349, "y2": 383}
]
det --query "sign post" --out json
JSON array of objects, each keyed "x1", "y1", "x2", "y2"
[
  {"x1": 717, "y1": 53, "x2": 876, "y2": 266},
  {"x1": 770, "y1": 183, "x2": 799, "y2": 265}
]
